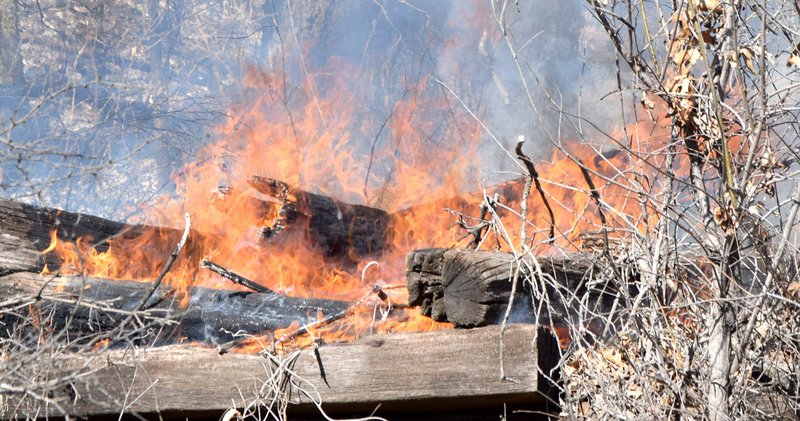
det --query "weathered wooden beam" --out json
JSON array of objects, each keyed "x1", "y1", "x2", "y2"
[
  {"x1": 0, "y1": 198, "x2": 204, "y2": 276},
  {"x1": 407, "y1": 248, "x2": 622, "y2": 327},
  {"x1": 0, "y1": 272, "x2": 350, "y2": 345},
  {"x1": 2, "y1": 325, "x2": 559, "y2": 419}
]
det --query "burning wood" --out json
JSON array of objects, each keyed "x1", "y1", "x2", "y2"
[
  {"x1": 200, "y1": 258, "x2": 276, "y2": 294},
  {"x1": 0, "y1": 192, "x2": 575, "y2": 418},
  {"x1": 0, "y1": 198, "x2": 211, "y2": 278},
  {"x1": 0, "y1": 197, "x2": 402, "y2": 348},
  {"x1": 211, "y1": 177, "x2": 393, "y2": 260},
  {"x1": 246, "y1": 176, "x2": 392, "y2": 258}
]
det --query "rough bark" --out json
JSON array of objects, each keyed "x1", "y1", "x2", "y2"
[
  {"x1": 0, "y1": 186, "x2": 390, "y2": 277},
  {"x1": 231, "y1": 176, "x2": 392, "y2": 258}
]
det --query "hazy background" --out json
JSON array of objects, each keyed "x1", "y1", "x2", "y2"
[{"x1": 0, "y1": 0, "x2": 622, "y2": 220}]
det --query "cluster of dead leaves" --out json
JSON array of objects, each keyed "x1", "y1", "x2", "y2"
[
  {"x1": 664, "y1": 1, "x2": 722, "y2": 127},
  {"x1": 712, "y1": 204, "x2": 739, "y2": 237},
  {"x1": 561, "y1": 328, "x2": 704, "y2": 420}
]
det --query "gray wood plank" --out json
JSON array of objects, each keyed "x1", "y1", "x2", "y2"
[{"x1": 3, "y1": 325, "x2": 558, "y2": 419}]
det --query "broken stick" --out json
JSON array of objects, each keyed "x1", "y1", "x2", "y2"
[{"x1": 200, "y1": 259, "x2": 275, "y2": 294}]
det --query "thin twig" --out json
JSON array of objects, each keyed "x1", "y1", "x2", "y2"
[
  {"x1": 218, "y1": 285, "x2": 389, "y2": 355},
  {"x1": 135, "y1": 213, "x2": 191, "y2": 312},
  {"x1": 277, "y1": 285, "x2": 387, "y2": 344},
  {"x1": 200, "y1": 259, "x2": 275, "y2": 294},
  {"x1": 515, "y1": 136, "x2": 556, "y2": 242},
  {"x1": 576, "y1": 159, "x2": 610, "y2": 257}
]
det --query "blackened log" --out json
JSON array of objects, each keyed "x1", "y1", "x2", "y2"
[
  {"x1": 0, "y1": 272, "x2": 350, "y2": 345},
  {"x1": 406, "y1": 248, "x2": 622, "y2": 328},
  {"x1": 247, "y1": 176, "x2": 391, "y2": 258},
  {"x1": 0, "y1": 185, "x2": 389, "y2": 279},
  {"x1": 405, "y1": 247, "x2": 447, "y2": 275}
]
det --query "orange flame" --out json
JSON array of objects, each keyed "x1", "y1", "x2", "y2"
[{"x1": 41, "y1": 61, "x2": 675, "y2": 348}]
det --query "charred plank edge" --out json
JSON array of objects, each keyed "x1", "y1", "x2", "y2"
[{"x1": 0, "y1": 198, "x2": 204, "y2": 275}]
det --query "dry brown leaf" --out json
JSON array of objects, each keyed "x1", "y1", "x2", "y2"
[
  {"x1": 672, "y1": 47, "x2": 702, "y2": 76},
  {"x1": 579, "y1": 401, "x2": 595, "y2": 418},
  {"x1": 713, "y1": 205, "x2": 739, "y2": 236},
  {"x1": 626, "y1": 386, "x2": 644, "y2": 399},
  {"x1": 788, "y1": 281, "x2": 800, "y2": 297},
  {"x1": 687, "y1": 48, "x2": 702, "y2": 67},
  {"x1": 668, "y1": 76, "x2": 697, "y2": 124},
  {"x1": 670, "y1": 28, "x2": 693, "y2": 55},
  {"x1": 695, "y1": 0, "x2": 723, "y2": 13},
  {"x1": 739, "y1": 47, "x2": 756, "y2": 72},
  {"x1": 701, "y1": 29, "x2": 717, "y2": 45},
  {"x1": 788, "y1": 49, "x2": 800, "y2": 68},
  {"x1": 600, "y1": 347, "x2": 626, "y2": 368}
]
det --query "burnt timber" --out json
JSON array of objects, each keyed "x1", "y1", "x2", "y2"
[
  {"x1": 0, "y1": 198, "x2": 207, "y2": 276},
  {"x1": 0, "y1": 198, "x2": 563, "y2": 419},
  {"x1": 246, "y1": 176, "x2": 391, "y2": 258},
  {"x1": 0, "y1": 186, "x2": 390, "y2": 278},
  {"x1": 406, "y1": 248, "x2": 623, "y2": 328},
  {"x1": 0, "y1": 272, "x2": 349, "y2": 345}
]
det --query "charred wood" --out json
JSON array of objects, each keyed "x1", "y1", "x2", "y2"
[
  {"x1": 406, "y1": 248, "x2": 622, "y2": 328},
  {"x1": 200, "y1": 258, "x2": 275, "y2": 294},
  {"x1": 0, "y1": 198, "x2": 207, "y2": 276},
  {"x1": 215, "y1": 176, "x2": 392, "y2": 259},
  {"x1": 0, "y1": 272, "x2": 350, "y2": 345}
]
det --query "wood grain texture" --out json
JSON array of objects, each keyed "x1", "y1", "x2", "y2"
[
  {"x1": 248, "y1": 176, "x2": 391, "y2": 258},
  {"x1": 442, "y1": 250, "x2": 520, "y2": 327},
  {"x1": 2, "y1": 325, "x2": 559, "y2": 419},
  {"x1": 0, "y1": 191, "x2": 389, "y2": 279},
  {"x1": 406, "y1": 248, "x2": 621, "y2": 327}
]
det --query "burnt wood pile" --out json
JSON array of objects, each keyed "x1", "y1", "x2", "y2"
[
  {"x1": 0, "y1": 193, "x2": 364, "y2": 346},
  {"x1": 0, "y1": 189, "x2": 567, "y2": 419}
]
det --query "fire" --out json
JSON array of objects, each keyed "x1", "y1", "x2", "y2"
[{"x1": 40, "y1": 60, "x2": 673, "y2": 349}]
